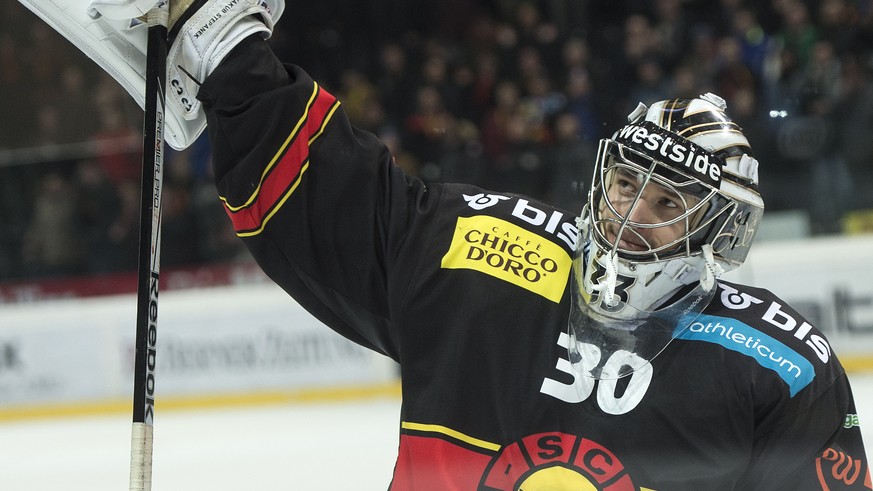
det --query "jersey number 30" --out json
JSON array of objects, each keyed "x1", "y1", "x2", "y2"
[{"x1": 540, "y1": 333, "x2": 653, "y2": 415}]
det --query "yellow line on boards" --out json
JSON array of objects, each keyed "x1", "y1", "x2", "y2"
[
  {"x1": 0, "y1": 382, "x2": 402, "y2": 423},
  {"x1": 840, "y1": 356, "x2": 873, "y2": 374}
]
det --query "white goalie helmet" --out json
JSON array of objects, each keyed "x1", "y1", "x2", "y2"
[{"x1": 569, "y1": 93, "x2": 764, "y2": 380}]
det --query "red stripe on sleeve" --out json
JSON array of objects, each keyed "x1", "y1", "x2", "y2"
[{"x1": 224, "y1": 86, "x2": 338, "y2": 234}]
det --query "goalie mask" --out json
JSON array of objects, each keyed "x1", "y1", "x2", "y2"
[{"x1": 569, "y1": 93, "x2": 764, "y2": 380}]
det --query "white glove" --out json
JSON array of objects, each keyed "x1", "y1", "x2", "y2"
[
  {"x1": 86, "y1": 0, "x2": 157, "y2": 20},
  {"x1": 167, "y1": 1, "x2": 279, "y2": 126}
]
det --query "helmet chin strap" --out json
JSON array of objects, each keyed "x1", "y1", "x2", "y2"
[
  {"x1": 699, "y1": 244, "x2": 724, "y2": 292},
  {"x1": 576, "y1": 209, "x2": 621, "y2": 307},
  {"x1": 592, "y1": 251, "x2": 620, "y2": 307}
]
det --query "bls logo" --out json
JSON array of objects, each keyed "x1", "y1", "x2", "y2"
[
  {"x1": 480, "y1": 432, "x2": 640, "y2": 490},
  {"x1": 462, "y1": 193, "x2": 578, "y2": 250},
  {"x1": 463, "y1": 193, "x2": 511, "y2": 210},
  {"x1": 718, "y1": 284, "x2": 832, "y2": 364}
]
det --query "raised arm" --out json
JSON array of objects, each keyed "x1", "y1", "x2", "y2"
[{"x1": 199, "y1": 36, "x2": 439, "y2": 360}]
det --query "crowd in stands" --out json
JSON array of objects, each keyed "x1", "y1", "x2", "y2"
[{"x1": 2, "y1": 0, "x2": 873, "y2": 282}]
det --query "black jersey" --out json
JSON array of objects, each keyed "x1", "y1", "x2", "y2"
[{"x1": 198, "y1": 37, "x2": 870, "y2": 490}]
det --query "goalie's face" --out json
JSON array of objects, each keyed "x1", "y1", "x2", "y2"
[
  {"x1": 569, "y1": 94, "x2": 766, "y2": 381},
  {"x1": 570, "y1": 148, "x2": 719, "y2": 381},
  {"x1": 597, "y1": 166, "x2": 704, "y2": 257}
]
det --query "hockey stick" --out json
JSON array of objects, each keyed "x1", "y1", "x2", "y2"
[{"x1": 130, "y1": 2, "x2": 169, "y2": 490}]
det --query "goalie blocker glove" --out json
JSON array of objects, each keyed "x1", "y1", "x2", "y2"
[{"x1": 18, "y1": 0, "x2": 285, "y2": 150}]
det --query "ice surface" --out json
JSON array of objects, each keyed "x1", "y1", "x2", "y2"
[{"x1": 0, "y1": 397, "x2": 400, "y2": 490}]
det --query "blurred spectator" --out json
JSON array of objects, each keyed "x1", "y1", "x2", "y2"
[
  {"x1": 800, "y1": 40, "x2": 842, "y2": 104},
  {"x1": 338, "y1": 68, "x2": 379, "y2": 129},
  {"x1": 628, "y1": 57, "x2": 672, "y2": 107},
  {"x1": 544, "y1": 0, "x2": 590, "y2": 36},
  {"x1": 91, "y1": 105, "x2": 141, "y2": 185},
  {"x1": 22, "y1": 172, "x2": 84, "y2": 277},
  {"x1": 611, "y1": 14, "x2": 662, "y2": 114},
  {"x1": 682, "y1": 25, "x2": 720, "y2": 94},
  {"x1": 776, "y1": 0, "x2": 819, "y2": 72},
  {"x1": 106, "y1": 178, "x2": 141, "y2": 271},
  {"x1": 730, "y1": 8, "x2": 772, "y2": 79},
  {"x1": 486, "y1": 112, "x2": 547, "y2": 197},
  {"x1": 546, "y1": 112, "x2": 595, "y2": 214},
  {"x1": 404, "y1": 85, "x2": 455, "y2": 166},
  {"x1": 6, "y1": 0, "x2": 873, "y2": 283},
  {"x1": 0, "y1": 165, "x2": 31, "y2": 279},
  {"x1": 468, "y1": 51, "x2": 502, "y2": 123},
  {"x1": 523, "y1": 72, "x2": 566, "y2": 123},
  {"x1": 563, "y1": 67, "x2": 600, "y2": 141},
  {"x1": 375, "y1": 42, "x2": 416, "y2": 123},
  {"x1": 58, "y1": 65, "x2": 97, "y2": 138},
  {"x1": 517, "y1": 72, "x2": 562, "y2": 151},
  {"x1": 651, "y1": 0, "x2": 692, "y2": 69},
  {"x1": 33, "y1": 104, "x2": 63, "y2": 147},
  {"x1": 0, "y1": 33, "x2": 31, "y2": 149},
  {"x1": 481, "y1": 80, "x2": 522, "y2": 162},
  {"x1": 379, "y1": 126, "x2": 420, "y2": 177},
  {"x1": 817, "y1": 0, "x2": 856, "y2": 54},
  {"x1": 671, "y1": 63, "x2": 703, "y2": 98},
  {"x1": 712, "y1": 35, "x2": 757, "y2": 101},
  {"x1": 160, "y1": 181, "x2": 203, "y2": 268},
  {"x1": 512, "y1": 2, "x2": 563, "y2": 76},
  {"x1": 435, "y1": 120, "x2": 488, "y2": 186},
  {"x1": 831, "y1": 56, "x2": 873, "y2": 211},
  {"x1": 75, "y1": 159, "x2": 123, "y2": 273}
]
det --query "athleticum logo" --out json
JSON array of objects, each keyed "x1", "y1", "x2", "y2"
[
  {"x1": 676, "y1": 314, "x2": 814, "y2": 397},
  {"x1": 441, "y1": 216, "x2": 571, "y2": 303}
]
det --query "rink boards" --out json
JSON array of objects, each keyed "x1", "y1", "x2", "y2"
[
  {"x1": 0, "y1": 234, "x2": 871, "y2": 420},
  {"x1": 0, "y1": 283, "x2": 399, "y2": 420}
]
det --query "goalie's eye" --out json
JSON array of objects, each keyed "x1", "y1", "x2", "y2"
[
  {"x1": 615, "y1": 175, "x2": 638, "y2": 196},
  {"x1": 657, "y1": 195, "x2": 680, "y2": 210}
]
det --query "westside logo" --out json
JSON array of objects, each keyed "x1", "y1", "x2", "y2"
[
  {"x1": 613, "y1": 121, "x2": 722, "y2": 187},
  {"x1": 441, "y1": 216, "x2": 571, "y2": 303}
]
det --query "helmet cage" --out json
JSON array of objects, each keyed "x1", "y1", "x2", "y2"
[{"x1": 588, "y1": 123, "x2": 750, "y2": 268}]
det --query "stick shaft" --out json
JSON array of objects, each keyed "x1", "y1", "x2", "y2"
[{"x1": 130, "y1": 3, "x2": 169, "y2": 490}]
